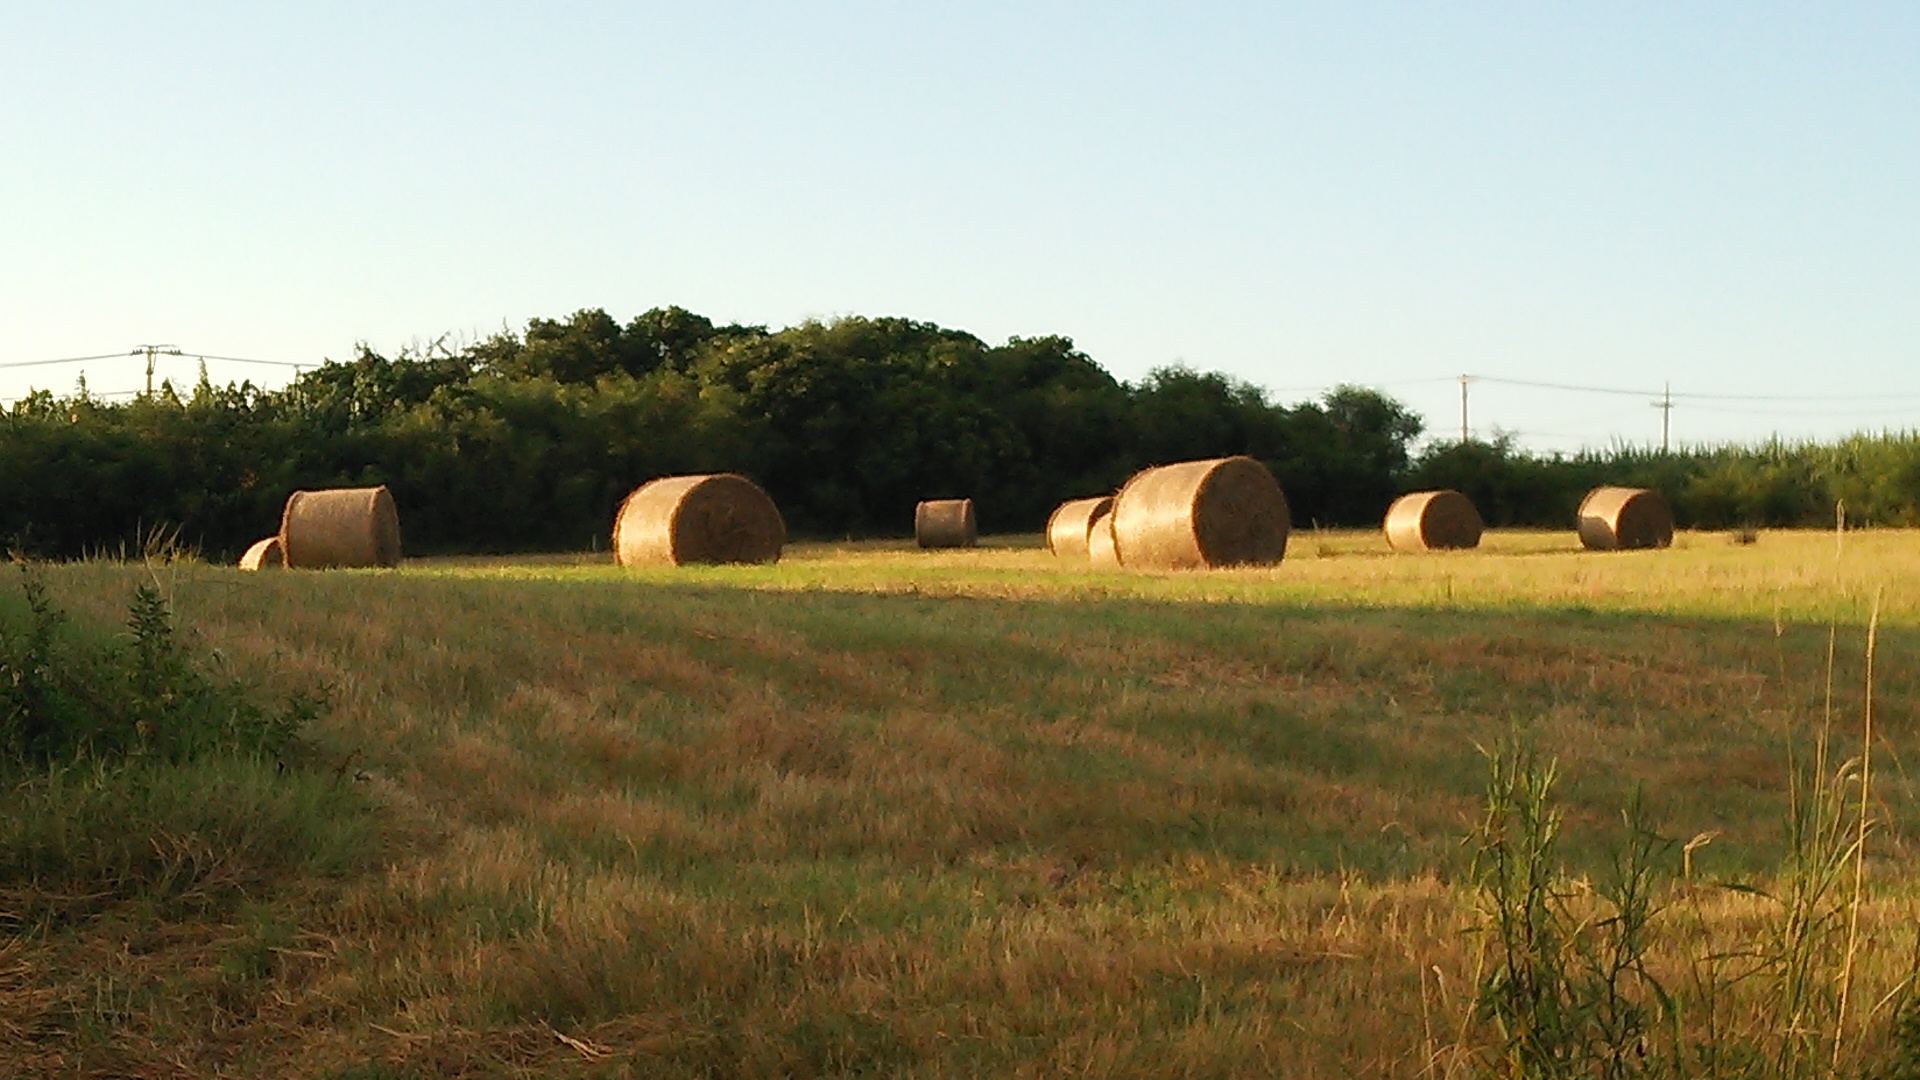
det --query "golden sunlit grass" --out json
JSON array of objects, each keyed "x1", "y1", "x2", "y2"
[
  {"x1": 431, "y1": 526, "x2": 1915, "y2": 626},
  {"x1": 5, "y1": 528, "x2": 1918, "y2": 1076}
]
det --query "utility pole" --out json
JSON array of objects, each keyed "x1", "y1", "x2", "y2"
[
  {"x1": 131, "y1": 344, "x2": 180, "y2": 396},
  {"x1": 1653, "y1": 381, "x2": 1672, "y2": 453},
  {"x1": 1458, "y1": 374, "x2": 1472, "y2": 443}
]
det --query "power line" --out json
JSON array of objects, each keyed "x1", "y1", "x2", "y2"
[
  {"x1": 1469, "y1": 374, "x2": 1920, "y2": 404},
  {"x1": 1263, "y1": 376, "x2": 1457, "y2": 395},
  {"x1": 0, "y1": 348, "x2": 306, "y2": 372},
  {"x1": 185, "y1": 352, "x2": 304, "y2": 369},
  {"x1": 0, "y1": 352, "x2": 134, "y2": 370},
  {"x1": 0, "y1": 347, "x2": 308, "y2": 392},
  {"x1": 1678, "y1": 401, "x2": 1920, "y2": 420}
]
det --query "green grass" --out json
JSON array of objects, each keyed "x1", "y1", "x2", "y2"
[{"x1": 5, "y1": 528, "x2": 1919, "y2": 1076}]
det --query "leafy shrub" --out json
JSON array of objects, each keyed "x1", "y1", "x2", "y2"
[
  {"x1": 0, "y1": 567, "x2": 313, "y2": 766},
  {"x1": 0, "y1": 566, "x2": 364, "y2": 920}
]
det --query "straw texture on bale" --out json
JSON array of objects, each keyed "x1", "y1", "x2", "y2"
[
  {"x1": 1109, "y1": 456, "x2": 1289, "y2": 570},
  {"x1": 1087, "y1": 505, "x2": 1120, "y2": 567},
  {"x1": 612, "y1": 473, "x2": 785, "y2": 567},
  {"x1": 279, "y1": 486, "x2": 402, "y2": 569},
  {"x1": 915, "y1": 499, "x2": 977, "y2": 549},
  {"x1": 1383, "y1": 490, "x2": 1484, "y2": 552},
  {"x1": 238, "y1": 536, "x2": 284, "y2": 571},
  {"x1": 1578, "y1": 486, "x2": 1674, "y2": 551},
  {"x1": 1046, "y1": 496, "x2": 1115, "y2": 558}
]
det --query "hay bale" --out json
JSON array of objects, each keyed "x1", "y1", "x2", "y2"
[
  {"x1": 613, "y1": 473, "x2": 785, "y2": 566},
  {"x1": 1577, "y1": 486, "x2": 1674, "y2": 551},
  {"x1": 1383, "y1": 490, "x2": 1484, "y2": 552},
  {"x1": 1046, "y1": 496, "x2": 1115, "y2": 558},
  {"x1": 915, "y1": 499, "x2": 977, "y2": 549},
  {"x1": 279, "y1": 486, "x2": 402, "y2": 569},
  {"x1": 238, "y1": 536, "x2": 284, "y2": 571},
  {"x1": 1088, "y1": 504, "x2": 1120, "y2": 567},
  {"x1": 1109, "y1": 456, "x2": 1289, "y2": 569}
]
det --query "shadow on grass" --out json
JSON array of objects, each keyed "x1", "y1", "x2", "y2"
[{"x1": 217, "y1": 563, "x2": 1920, "y2": 884}]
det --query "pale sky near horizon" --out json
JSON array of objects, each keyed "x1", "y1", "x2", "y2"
[{"x1": 2, "y1": 3, "x2": 1915, "y2": 453}]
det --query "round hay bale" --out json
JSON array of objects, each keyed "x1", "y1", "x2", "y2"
[
  {"x1": 238, "y1": 536, "x2": 285, "y2": 571},
  {"x1": 1577, "y1": 486, "x2": 1674, "y2": 551},
  {"x1": 1383, "y1": 490, "x2": 1484, "y2": 552},
  {"x1": 1109, "y1": 456, "x2": 1289, "y2": 570},
  {"x1": 915, "y1": 499, "x2": 977, "y2": 549},
  {"x1": 612, "y1": 473, "x2": 785, "y2": 567},
  {"x1": 279, "y1": 486, "x2": 402, "y2": 569},
  {"x1": 1088, "y1": 504, "x2": 1120, "y2": 567},
  {"x1": 1046, "y1": 496, "x2": 1115, "y2": 558}
]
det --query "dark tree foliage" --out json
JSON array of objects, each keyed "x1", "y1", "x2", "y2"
[
  {"x1": 1408, "y1": 437, "x2": 1593, "y2": 528},
  {"x1": 1275, "y1": 386, "x2": 1425, "y2": 527},
  {"x1": 16, "y1": 304, "x2": 1907, "y2": 560}
]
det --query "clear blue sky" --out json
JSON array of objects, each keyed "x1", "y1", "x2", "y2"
[{"x1": 2, "y1": 3, "x2": 1915, "y2": 453}]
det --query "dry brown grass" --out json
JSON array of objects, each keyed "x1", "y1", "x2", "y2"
[{"x1": 7, "y1": 529, "x2": 1920, "y2": 1075}]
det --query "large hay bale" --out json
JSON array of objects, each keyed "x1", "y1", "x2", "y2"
[
  {"x1": 1088, "y1": 504, "x2": 1120, "y2": 567},
  {"x1": 1577, "y1": 486, "x2": 1674, "y2": 551},
  {"x1": 1046, "y1": 496, "x2": 1115, "y2": 558},
  {"x1": 612, "y1": 473, "x2": 785, "y2": 566},
  {"x1": 279, "y1": 486, "x2": 402, "y2": 569},
  {"x1": 915, "y1": 499, "x2": 977, "y2": 549},
  {"x1": 1383, "y1": 490, "x2": 1484, "y2": 552},
  {"x1": 238, "y1": 536, "x2": 284, "y2": 571},
  {"x1": 1109, "y1": 456, "x2": 1289, "y2": 569}
]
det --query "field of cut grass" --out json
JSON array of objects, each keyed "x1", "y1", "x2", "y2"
[{"x1": 5, "y1": 527, "x2": 1920, "y2": 1077}]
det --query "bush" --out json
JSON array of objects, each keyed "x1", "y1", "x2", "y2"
[
  {"x1": 0, "y1": 566, "x2": 366, "y2": 922},
  {"x1": 0, "y1": 567, "x2": 313, "y2": 765}
]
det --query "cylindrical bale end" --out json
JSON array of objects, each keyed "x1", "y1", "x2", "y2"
[
  {"x1": 1577, "y1": 486, "x2": 1674, "y2": 551},
  {"x1": 279, "y1": 486, "x2": 402, "y2": 569},
  {"x1": 613, "y1": 473, "x2": 786, "y2": 567},
  {"x1": 1110, "y1": 456, "x2": 1289, "y2": 569},
  {"x1": 1383, "y1": 490, "x2": 1484, "y2": 552},
  {"x1": 1046, "y1": 496, "x2": 1115, "y2": 558},
  {"x1": 1088, "y1": 505, "x2": 1120, "y2": 567},
  {"x1": 238, "y1": 536, "x2": 285, "y2": 571},
  {"x1": 915, "y1": 499, "x2": 977, "y2": 549}
]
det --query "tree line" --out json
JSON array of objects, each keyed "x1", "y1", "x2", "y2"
[{"x1": 2, "y1": 306, "x2": 1916, "y2": 559}]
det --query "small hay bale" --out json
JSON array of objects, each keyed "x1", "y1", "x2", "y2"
[
  {"x1": 1088, "y1": 504, "x2": 1120, "y2": 567},
  {"x1": 279, "y1": 486, "x2": 402, "y2": 569},
  {"x1": 238, "y1": 536, "x2": 284, "y2": 571},
  {"x1": 1383, "y1": 490, "x2": 1484, "y2": 552},
  {"x1": 1577, "y1": 486, "x2": 1674, "y2": 551},
  {"x1": 612, "y1": 473, "x2": 785, "y2": 566},
  {"x1": 915, "y1": 499, "x2": 977, "y2": 549},
  {"x1": 1046, "y1": 496, "x2": 1115, "y2": 558},
  {"x1": 1109, "y1": 456, "x2": 1289, "y2": 569}
]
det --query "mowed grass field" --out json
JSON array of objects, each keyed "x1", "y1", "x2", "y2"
[{"x1": 7, "y1": 527, "x2": 1920, "y2": 1077}]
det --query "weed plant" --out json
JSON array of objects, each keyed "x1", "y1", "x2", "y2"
[
  {"x1": 1469, "y1": 596, "x2": 1919, "y2": 1080},
  {"x1": 1472, "y1": 744, "x2": 1674, "y2": 1078},
  {"x1": 0, "y1": 564, "x2": 366, "y2": 924}
]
